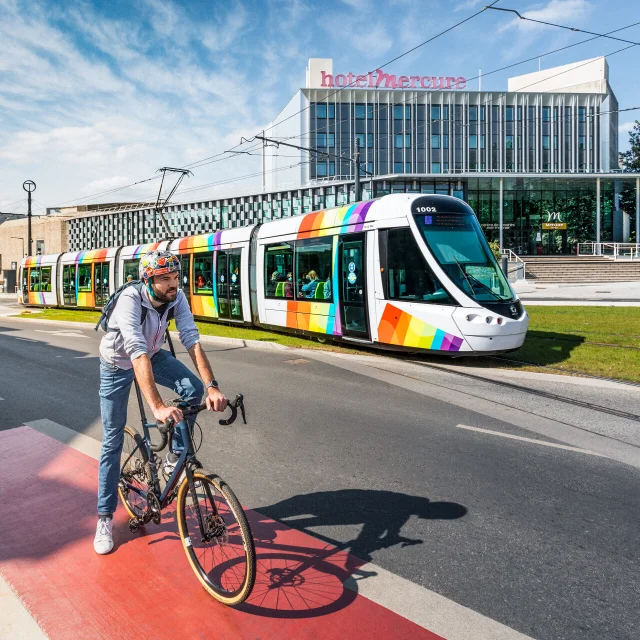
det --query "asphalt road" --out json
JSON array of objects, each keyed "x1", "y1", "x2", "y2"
[{"x1": 1, "y1": 316, "x2": 639, "y2": 640}]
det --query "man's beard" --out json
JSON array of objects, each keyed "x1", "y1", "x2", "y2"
[{"x1": 153, "y1": 287, "x2": 178, "y2": 303}]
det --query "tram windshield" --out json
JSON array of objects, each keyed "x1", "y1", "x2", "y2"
[{"x1": 414, "y1": 212, "x2": 514, "y2": 303}]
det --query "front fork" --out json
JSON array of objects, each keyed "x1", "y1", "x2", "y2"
[{"x1": 186, "y1": 464, "x2": 221, "y2": 543}]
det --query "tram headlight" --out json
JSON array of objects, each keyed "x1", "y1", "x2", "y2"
[{"x1": 485, "y1": 316, "x2": 493, "y2": 324}]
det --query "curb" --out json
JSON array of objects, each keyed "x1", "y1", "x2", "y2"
[
  {"x1": 6, "y1": 316, "x2": 98, "y2": 329},
  {"x1": 188, "y1": 333, "x2": 292, "y2": 351},
  {"x1": 6, "y1": 314, "x2": 292, "y2": 351}
]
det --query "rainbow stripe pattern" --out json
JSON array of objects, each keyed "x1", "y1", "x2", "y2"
[
  {"x1": 132, "y1": 242, "x2": 162, "y2": 258},
  {"x1": 378, "y1": 304, "x2": 464, "y2": 351},
  {"x1": 73, "y1": 249, "x2": 110, "y2": 307},
  {"x1": 285, "y1": 301, "x2": 341, "y2": 335},
  {"x1": 296, "y1": 201, "x2": 374, "y2": 238},
  {"x1": 279, "y1": 204, "x2": 375, "y2": 335},
  {"x1": 23, "y1": 255, "x2": 49, "y2": 305},
  {"x1": 174, "y1": 232, "x2": 225, "y2": 319}
]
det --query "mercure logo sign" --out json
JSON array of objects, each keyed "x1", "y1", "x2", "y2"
[{"x1": 320, "y1": 69, "x2": 467, "y2": 90}]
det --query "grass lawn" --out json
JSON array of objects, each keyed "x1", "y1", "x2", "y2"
[
  {"x1": 497, "y1": 306, "x2": 640, "y2": 383},
  {"x1": 17, "y1": 305, "x2": 640, "y2": 383}
]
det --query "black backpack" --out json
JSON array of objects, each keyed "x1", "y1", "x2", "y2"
[{"x1": 94, "y1": 280, "x2": 174, "y2": 332}]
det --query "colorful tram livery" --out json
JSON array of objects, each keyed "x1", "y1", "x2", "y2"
[{"x1": 19, "y1": 195, "x2": 529, "y2": 355}]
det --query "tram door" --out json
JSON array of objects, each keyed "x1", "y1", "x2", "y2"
[
  {"x1": 94, "y1": 262, "x2": 109, "y2": 307},
  {"x1": 62, "y1": 265, "x2": 77, "y2": 306},
  {"x1": 216, "y1": 249, "x2": 243, "y2": 321},
  {"x1": 179, "y1": 255, "x2": 191, "y2": 306},
  {"x1": 338, "y1": 234, "x2": 370, "y2": 340}
]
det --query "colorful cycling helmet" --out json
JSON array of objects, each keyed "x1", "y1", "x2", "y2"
[{"x1": 139, "y1": 250, "x2": 181, "y2": 282}]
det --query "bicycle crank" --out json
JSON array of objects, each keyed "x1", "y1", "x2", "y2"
[{"x1": 145, "y1": 491, "x2": 162, "y2": 525}]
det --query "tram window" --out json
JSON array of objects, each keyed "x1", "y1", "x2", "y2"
[
  {"x1": 29, "y1": 268, "x2": 40, "y2": 291},
  {"x1": 193, "y1": 254, "x2": 213, "y2": 294},
  {"x1": 28, "y1": 267, "x2": 52, "y2": 292},
  {"x1": 123, "y1": 259, "x2": 139, "y2": 283},
  {"x1": 78, "y1": 264, "x2": 92, "y2": 292},
  {"x1": 265, "y1": 243, "x2": 294, "y2": 298},
  {"x1": 295, "y1": 238, "x2": 333, "y2": 301},
  {"x1": 40, "y1": 267, "x2": 52, "y2": 292},
  {"x1": 385, "y1": 229, "x2": 453, "y2": 305}
]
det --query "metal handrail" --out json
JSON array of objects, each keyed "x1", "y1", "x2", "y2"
[
  {"x1": 500, "y1": 248, "x2": 524, "y2": 264},
  {"x1": 577, "y1": 242, "x2": 640, "y2": 260}
]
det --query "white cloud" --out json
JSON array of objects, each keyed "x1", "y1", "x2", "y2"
[
  {"x1": 454, "y1": 0, "x2": 484, "y2": 12},
  {"x1": 81, "y1": 176, "x2": 131, "y2": 195},
  {"x1": 619, "y1": 121, "x2": 637, "y2": 135},
  {"x1": 339, "y1": 0, "x2": 370, "y2": 7},
  {"x1": 496, "y1": 0, "x2": 592, "y2": 34}
]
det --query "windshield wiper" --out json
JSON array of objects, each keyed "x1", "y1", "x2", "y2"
[{"x1": 453, "y1": 258, "x2": 507, "y2": 302}]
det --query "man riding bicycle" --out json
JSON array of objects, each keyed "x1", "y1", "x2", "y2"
[{"x1": 94, "y1": 249, "x2": 227, "y2": 555}]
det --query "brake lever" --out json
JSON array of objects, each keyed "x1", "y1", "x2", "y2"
[{"x1": 218, "y1": 394, "x2": 246, "y2": 426}]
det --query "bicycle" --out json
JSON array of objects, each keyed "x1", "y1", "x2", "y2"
[{"x1": 118, "y1": 372, "x2": 256, "y2": 606}]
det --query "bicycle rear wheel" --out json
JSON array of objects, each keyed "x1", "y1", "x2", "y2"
[
  {"x1": 176, "y1": 470, "x2": 256, "y2": 606},
  {"x1": 118, "y1": 425, "x2": 151, "y2": 520}
]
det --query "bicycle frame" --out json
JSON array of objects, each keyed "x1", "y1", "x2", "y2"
[{"x1": 121, "y1": 414, "x2": 194, "y2": 508}]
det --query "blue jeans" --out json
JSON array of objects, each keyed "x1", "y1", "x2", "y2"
[{"x1": 97, "y1": 349, "x2": 204, "y2": 516}]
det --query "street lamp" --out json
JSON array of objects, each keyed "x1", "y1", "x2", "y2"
[
  {"x1": 11, "y1": 236, "x2": 25, "y2": 257},
  {"x1": 22, "y1": 180, "x2": 36, "y2": 256}
]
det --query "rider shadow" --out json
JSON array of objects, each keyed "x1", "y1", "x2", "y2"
[{"x1": 237, "y1": 489, "x2": 467, "y2": 619}]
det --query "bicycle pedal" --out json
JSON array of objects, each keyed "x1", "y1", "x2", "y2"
[{"x1": 128, "y1": 518, "x2": 141, "y2": 533}]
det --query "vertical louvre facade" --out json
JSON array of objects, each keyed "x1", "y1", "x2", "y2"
[{"x1": 307, "y1": 90, "x2": 612, "y2": 180}]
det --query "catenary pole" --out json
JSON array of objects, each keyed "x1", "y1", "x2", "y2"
[
  {"x1": 22, "y1": 180, "x2": 36, "y2": 256},
  {"x1": 596, "y1": 177, "x2": 601, "y2": 254},
  {"x1": 499, "y1": 177, "x2": 504, "y2": 252},
  {"x1": 354, "y1": 137, "x2": 361, "y2": 202},
  {"x1": 261, "y1": 130, "x2": 266, "y2": 192},
  {"x1": 636, "y1": 178, "x2": 640, "y2": 244}
]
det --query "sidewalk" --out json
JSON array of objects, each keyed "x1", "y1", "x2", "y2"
[{"x1": 513, "y1": 281, "x2": 640, "y2": 306}]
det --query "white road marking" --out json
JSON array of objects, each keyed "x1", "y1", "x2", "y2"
[
  {"x1": 345, "y1": 563, "x2": 534, "y2": 640},
  {"x1": 23, "y1": 418, "x2": 534, "y2": 640},
  {"x1": 34, "y1": 329, "x2": 88, "y2": 338},
  {"x1": 0, "y1": 575, "x2": 48, "y2": 640},
  {"x1": 0, "y1": 397, "x2": 4, "y2": 401},
  {"x1": 24, "y1": 419, "x2": 102, "y2": 460},
  {"x1": 456, "y1": 424, "x2": 608, "y2": 457}
]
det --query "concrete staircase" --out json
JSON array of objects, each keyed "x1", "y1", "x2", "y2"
[{"x1": 522, "y1": 256, "x2": 640, "y2": 283}]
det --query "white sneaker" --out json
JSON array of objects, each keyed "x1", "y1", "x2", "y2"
[
  {"x1": 94, "y1": 516, "x2": 114, "y2": 555},
  {"x1": 163, "y1": 452, "x2": 180, "y2": 477}
]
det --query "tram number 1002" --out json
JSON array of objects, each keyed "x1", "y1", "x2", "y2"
[{"x1": 415, "y1": 206, "x2": 437, "y2": 213}]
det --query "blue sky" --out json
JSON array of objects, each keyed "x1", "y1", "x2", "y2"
[{"x1": 1, "y1": 0, "x2": 639, "y2": 213}]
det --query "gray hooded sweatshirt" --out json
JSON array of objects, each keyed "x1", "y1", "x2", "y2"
[{"x1": 99, "y1": 285, "x2": 200, "y2": 369}]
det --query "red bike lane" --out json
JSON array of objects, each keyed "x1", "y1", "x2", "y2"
[{"x1": 0, "y1": 426, "x2": 443, "y2": 640}]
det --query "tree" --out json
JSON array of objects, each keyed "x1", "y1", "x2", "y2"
[{"x1": 620, "y1": 120, "x2": 640, "y2": 172}]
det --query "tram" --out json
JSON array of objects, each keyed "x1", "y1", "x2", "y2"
[{"x1": 18, "y1": 194, "x2": 528, "y2": 354}]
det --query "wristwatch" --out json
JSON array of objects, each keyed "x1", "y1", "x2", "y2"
[{"x1": 206, "y1": 379, "x2": 220, "y2": 391}]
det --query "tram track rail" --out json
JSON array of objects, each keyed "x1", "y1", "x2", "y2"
[{"x1": 406, "y1": 359, "x2": 640, "y2": 424}]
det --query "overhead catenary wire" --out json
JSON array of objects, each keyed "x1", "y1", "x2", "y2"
[
  {"x1": 186, "y1": 18, "x2": 640, "y2": 178},
  {"x1": 26, "y1": 10, "x2": 640, "y2": 212},
  {"x1": 484, "y1": 6, "x2": 640, "y2": 46}
]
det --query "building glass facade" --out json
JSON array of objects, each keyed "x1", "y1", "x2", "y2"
[
  {"x1": 62, "y1": 58, "x2": 639, "y2": 256},
  {"x1": 307, "y1": 91, "x2": 611, "y2": 180}
]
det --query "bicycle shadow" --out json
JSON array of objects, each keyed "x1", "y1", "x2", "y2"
[{"x1": 232, "y1": 489, "x2": 467, "y2": 619}]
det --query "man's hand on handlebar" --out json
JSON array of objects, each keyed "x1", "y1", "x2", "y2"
[
  {"x1": 206, "y1": 387, "x2": 228, "y2": 412},
  {"x1": 153, "y1": 404, "x2": 183, "y2": 425}
]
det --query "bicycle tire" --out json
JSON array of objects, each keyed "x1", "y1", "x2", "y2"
[
  {"x1": 176, "y1": 470, "x2": 256, "y2": 606},
  {"x1": 118, "y1": 425, "x2": 151, "y2": 520}
]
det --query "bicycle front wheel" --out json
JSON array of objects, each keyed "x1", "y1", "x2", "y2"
[{"x1": 176, "y1": 470, "x2": 256, "y2": 606}]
